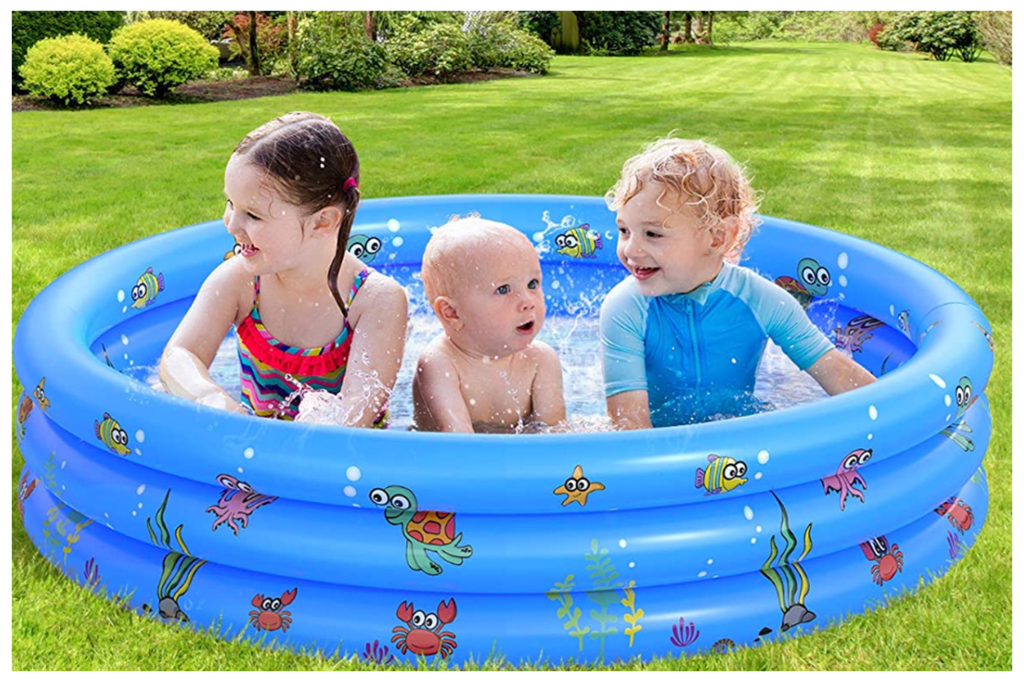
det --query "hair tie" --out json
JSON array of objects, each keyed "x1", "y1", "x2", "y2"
[{"x1": 343, "y1": 177, "x2": 358, "y2": 191}]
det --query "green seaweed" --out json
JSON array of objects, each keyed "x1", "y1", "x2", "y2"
[
  {"x1": 546, "y1": 574, "x2": 590, "y2": 650},
  {"x1": 584, "y1": 539, "x2": 622, "y2": 661},
  {"x1": 40, "y1": 503, "x2": 91, "y2": 565},
  {"x1": 43, "y1": 452, "x2": 58, "y2": 491},
  {"x1": 620, "y1": 580, "x2": 644, "y2": 647},
  {"x1": 760, "y1": 492, "x2": 815, "y2": 629}
]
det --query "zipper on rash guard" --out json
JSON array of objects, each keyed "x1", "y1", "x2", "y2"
[{"x1": 687, "y1": 300, "x2": 702, "y2": 393}]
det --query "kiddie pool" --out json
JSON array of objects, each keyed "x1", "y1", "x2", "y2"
[{"x1": 15, "y1": 195, "x2": 993, "y2": 665}]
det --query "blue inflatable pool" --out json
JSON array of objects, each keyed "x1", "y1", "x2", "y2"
[{"x1": 14, "y1": 195, "x2": 993, "y2": 665}]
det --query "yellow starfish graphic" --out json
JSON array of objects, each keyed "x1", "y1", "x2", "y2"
[{"x1": 553, "y1": 465, "x2": 605, "y2": 507}]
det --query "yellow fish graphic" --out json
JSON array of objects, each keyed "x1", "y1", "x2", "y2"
[
  {"x1": 131, "y1": 268, "x2": 165, "y2": 309},
  {"x1": 695, "y1": 454, "x2": 748, "y2": 495},
  {"x1": 555, "y1": 225, "x2": 602, "y2": 259},
  {"x1": 95, "y1": 412, "x2": 131, "y2": 456}
]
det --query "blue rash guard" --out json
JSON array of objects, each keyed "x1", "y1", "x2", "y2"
[{"x1": 600, "y1": 262, "x2": 835, "y2": 427}]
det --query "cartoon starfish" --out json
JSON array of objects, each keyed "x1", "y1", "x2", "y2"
[{"x1": 553, "y1": 465, "x2": 605, "y2": 507}]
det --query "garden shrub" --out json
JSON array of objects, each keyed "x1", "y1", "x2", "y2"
[
  {"x1": 223, "y1": 12, "x2": 289, "y2": 75},
  {"x1": 975, "y1": 11, "x2": 1011, "y2": 66},
  {"x1": 12, "y1": 11, "x2": 123, "y2": 89},
  {"x1": 466, "y1": 18, "x2": 554, "y2": 74},
  {"x1": 18, "y1": 33, "x2": 115, "y2": 106},
  {"x1": 126, "y1": 11, "x2": 233, "y2": 40},
  {"x1": 107, "y1": 19, "x2": 219, "y2": 97},
  {"x1": 293, "y1": 13, "x2": 388, "y2": 91},
  {"x1": 517, "y1": 11, "x2": 562, "y2": 47},
  {"x1": 867, "y1": 22, "x2": 885, "y2": 47},
  {"x1": 388, "y1": 17, "x2": 473, "y2": 80},
  {"x1": 578, "y1": 11, "x2": 661, "y2": 56},
  {"x1": 890, "y1": 12, "x2": 982, "y2": 62}
]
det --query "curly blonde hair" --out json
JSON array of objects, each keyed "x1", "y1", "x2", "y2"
[{"x1": 605, "y1": 138, "x2": 762, "y2": 262}]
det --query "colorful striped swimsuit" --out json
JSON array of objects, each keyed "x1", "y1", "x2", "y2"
[{"x1": 237, "y1": 269, "x2": 387, "y2": 424}]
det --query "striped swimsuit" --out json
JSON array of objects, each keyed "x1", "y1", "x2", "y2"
[{"x1": 236, "y1": 269, "x2": 387, "y2": 424}]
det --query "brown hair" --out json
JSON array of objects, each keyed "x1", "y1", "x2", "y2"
[
  {"x1": 234, "y1": 111, "x2": 361, "y2": 316},
  {"x1": 605, "y1": 138, "x2": 761, "y2": 263}
]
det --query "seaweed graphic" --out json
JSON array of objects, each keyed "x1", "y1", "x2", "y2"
[
  {"x1": 971, "y1": 467, "x2": 988, "y2": 493},
  {"x1": 669, "y1": 616, "x2": 700, "y2": 648},
  {"x1": 546, "y1": 574, "x2": 590, "y2": 650},
  {"x1": 947, "y1": 531, "x2": 965, "y2": 562},
  {"x1": 40, "y1": 503, "x2": 93, "y2": 565},
  {"x1": 43, "y1": 452, "x2": 59, "y2": 491},
  {"x1": 620, "y1": 580, "x2": 644, "y2": 646},
  {"x1": 143, "y1": 490, "x2": 207, "y2": 622},
  {"x1": 759, "y1": 491, "x2": 815, "y2": 633},
  {"x1": 83, "y1": 557, "x2": 101, "y2": 587},
  {"x1": 584, "y1": 539, "x2": 621, "y2": 659},
  {"x1": 362, "y1": 639, "x2": 396, "y2": 666}
]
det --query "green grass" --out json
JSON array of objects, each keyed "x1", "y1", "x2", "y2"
[{"x1": 12, "y1": 42, "x2": 1011, "y2": 670}]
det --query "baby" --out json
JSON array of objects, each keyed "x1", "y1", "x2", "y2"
[
  {"x1": 413, "y1": 216, "x2": 566, "y2": 433},
  {"x1": 602, "y1": 138, "x2": 876, "y2": 429}
]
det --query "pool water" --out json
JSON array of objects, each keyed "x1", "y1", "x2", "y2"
[{"x1": 143, "y1": 312, "x2": 830, "y2": 431}]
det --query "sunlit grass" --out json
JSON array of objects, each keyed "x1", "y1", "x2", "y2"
[{"x1": 12, "y1": 41, "x2": 1010, "y2": 670}]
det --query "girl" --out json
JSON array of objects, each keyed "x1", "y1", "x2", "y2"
[
  {"x1": 160, "y1": 112, "x2": 408, "y2": 426},
  {"x1": 601, "y1": 138, "x2": 875, "y2": 429}
]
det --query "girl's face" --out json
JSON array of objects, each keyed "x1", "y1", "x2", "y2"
[
  {"x1": 615, "y1": 180, "x2": 721, "y2": 297},
  {"x1": 222, "y1": 155, "x2": 319, "y2": 277}
]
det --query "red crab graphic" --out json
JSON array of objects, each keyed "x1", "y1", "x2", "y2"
[
  {"x1": 249, "y1": 588, "x2": 297, "y2": 632},
  {"x1": 860, "y1": 535, "x2": 904, "y2": 585},
  {"x1": 935, "y1": 496, "x2": 974, "y2": 534},
  {"x1": 391, "y1": 599, "x2": 457, "y2": 658}
]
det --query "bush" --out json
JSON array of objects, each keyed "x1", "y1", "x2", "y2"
[
  {"x1": 975, "y1": 11, "x2": 1011, "y2": 66},
  {"x1": 465, "y1": 17, "x2": 554, "y2": 74},
  {"x1": 517, "y1": 11, "x2": 562, "y2": 46},
  {"x1": 18, "y1": 34, "x2": 115, "y2": 106},
  {"x1": 12, "y1": 11, "x2": 123, "y2": 90},
  {"x1": 578, "y1": 11, "x2": 661, "y2": 56},
  {"x1": 388, "y1": 16, "x2": 473, "y2": 80},
  {"x1": 126, "y1": 11, "x2": 233, "y2": 40},
  {"x1": 222, "y1": 12, "x2": 289, "y2": 75},
  {"x1": 875, "y1": 25, "x2": 912, "y2": 52},
  {"x1": 890, "y1": 11, "x2": 982, "y2": 62},
  {"x1": 107, "y1": 19, "x2": 219, "y2": 97},
  {"x1": 293, "y1": 13, "x2": 388, "y2": 91},
  {"x1": 867, "y1": 22, "x2": 885, "y2": 47}
]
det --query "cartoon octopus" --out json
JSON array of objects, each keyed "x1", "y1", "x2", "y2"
[
  {"x1": 833, "y1": 315, "x2": 885, "y2": 355},
  {"x1": 860, "y1": 535, "x2": 904, "y2": 585},
  {"x1": 935, "y1": 496, "x2": 975, "y2": 534},
  {"x1": 206, "y1": 474, "x2": 278, "y2": 535},
  {"x1": 249, "y1": 588, "x2": 297, "y2": 632},
  {"x1": 821, "y1": 448, "x2": 871, "y2": 511},
  {"x1": 391, "y1": 599, "x2": 458, "y2": 658}
]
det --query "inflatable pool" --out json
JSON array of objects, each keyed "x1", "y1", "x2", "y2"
[{"x1": 14, "y1": 195, "x2": 993, "y2": 665}]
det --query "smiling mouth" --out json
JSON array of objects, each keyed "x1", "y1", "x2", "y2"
[
  {"x1": 240, "y1": 243, "x2": 260, "y2": 258},
  {"x1": 633, "y1": 266, "x2": 660, "y2": 280},
  {"x1": 516, "y1": 320, "x2": 536, "y2": 334}
]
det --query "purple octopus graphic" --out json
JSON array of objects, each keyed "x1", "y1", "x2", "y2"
[
  {"x1": 821, "y1": 449, "x2": 871, "y2": 511},
  {"x1": 670, "y1": 616, "x2": 701, "y2": 648},
  {"x1": 206, "y1": 474, "x2": 278, "y2": 535},
  {"x1": 833, "y1": 315, "x2": 886, "y2": 355}
]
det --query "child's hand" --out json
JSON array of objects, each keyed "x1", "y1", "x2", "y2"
[{"x1": 198, "y1": 390, "x2": 248, "y2": 414}]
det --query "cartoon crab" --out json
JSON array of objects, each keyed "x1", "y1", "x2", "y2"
[
  {"x1": 935, "y1": 496, "x2": 975, "y2": 534},
  {"x1": 820, "y1": 448, "x2": 871, "y2": 511},
  {"x1": 860, "y1": 535, "x2": 904, "y2": 585},
  {"x1": 369, "y1": 486, "x2": 473, "y2": 575},
  {"x1": 249, "y1": 588, "x2": 297, "y2": 632},
  {"x1": 833, "y1": 314, "x2": 885, "y2": 354},
  {"x1": 206, "y1": 474, "x2": 278, "y2": 535},
  {"x1": 391, "y1": 599, "x2": 458, "y2": 658},
  {"x1": 17, "y1": 470, "x2": 38, "y2": 519},
  {"x1": 774, "y1": 257, "x2": 831, "y2": 308},
  {"x1": 16, "y1": 394, "x2": 33, "y2": 439}
]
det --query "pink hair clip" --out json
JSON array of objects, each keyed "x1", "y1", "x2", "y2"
[{"x1": 343, "y1": 177, "x2": 358, "y2": 191}]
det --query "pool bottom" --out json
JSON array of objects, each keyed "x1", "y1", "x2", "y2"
[{"x1": 19, "y1": 463, "x2": 988, "y2": 666}]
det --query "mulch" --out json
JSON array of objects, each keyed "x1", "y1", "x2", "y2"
[{"x1": 12, "y1": 69, "x2": 536, "y2": 112}]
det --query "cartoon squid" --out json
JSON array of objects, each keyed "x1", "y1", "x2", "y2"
[
  {"x1": 144, "y1": 490, "x2": 206, "y2": 622},
  {"x1": 759, "y1": 491, "x2": 815, "y2": 633},
  {"x1": 820, "y1": 448, "x2": 871, "y2": 511},
  {"x1": 206, "y1": 474, "x2": 278, "y2": 535}
]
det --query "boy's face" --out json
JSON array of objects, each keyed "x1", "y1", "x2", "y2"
[
  {"x1": 615, "y1": 180, "x2": 719, "y2": 297},
  {"x1": 446, "y1": 238, "x2": 546, "y2": 358}
]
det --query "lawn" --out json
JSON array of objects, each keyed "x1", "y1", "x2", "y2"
[{"x1": 11, "y1": 41, "x2": 1011, "y2": 670}]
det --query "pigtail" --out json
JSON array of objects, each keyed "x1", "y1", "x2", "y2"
[{"x1": 327, "y1": 179, "x2": 361, "y2": 317}]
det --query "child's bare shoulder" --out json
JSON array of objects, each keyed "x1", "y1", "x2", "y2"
[
  {"x1": 349, "y1": 269, "x2": 408, "y2": 321},
  {"x1": 523, "y1": 340, "x2": 562, "y2": 377},
  {"x1": 416, "y1": 334, "x2": 459, "y2": 373},
  {"x1": 202, "y1": 257, "x2": 255, "y2": 323}
]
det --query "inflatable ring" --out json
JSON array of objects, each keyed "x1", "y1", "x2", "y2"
[{"x1": 15, "y1": 195, "x2": 993, "y2": 664}]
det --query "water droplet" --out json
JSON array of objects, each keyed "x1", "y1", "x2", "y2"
[
  {"x1": 117, "y1": 290, "x2": 125, "y2": 302},
  {"x1": 756, "y1": 525, "x2": 762, "y2": 533},
  {"x1": 743, "y1": 505, "x2": 754, "y2": 520},
  {"x1": 134, "y1": 448, "x2": 141, "y2": 456},
  {"x1": 469, "y1": 398, "x2": 476, "y2": 406},
  {"x1": 929, "y1": 374, "x2": 947, "y2": 389},
  {"x1": 124, "y1": 353, "x2": 128, "y2": 360},
  {"x1": 237, "y1": 466, "x2": 244, "y2": 474},
  {"x1": 867, "y1": 433, "x2": 873, "y2": 440},
  {"x1": 945, "y1": 395, "x2": 952, "y2": 407},
  {"x1": 869, "y1": 405, "x2": 878, "y2": 420},
  {"x1": 387, "y1": 219, "x2": 401, "y2": 232},
  {"x1": 837, "y1": 252, "x2": 849, "y2": 269},
  {"x1": 698, "y1": 571, "x2": 708, "y2": 578},
  {"x1": 121, "y1": 334, "x2": 129, "y2": 345},
  {"x1": 122, "y1": 306, "x2": 127, "y2": 313},
  {"x1": 628, "y1": 562, "x2": 636, "y2": 568},
  {"x1": 552, "y1": 281, "x2": 560, "y2": 290},
  {"x1": 346, "y1": 466, "x2": 361, "y2": 482},
  {"x1": 61, "y1": 460, "x2": 66, "y2": 469},
  {"x1": 754, "y1": 472, "x2": 763, "y2": 480},
  {"x1": 731, "y1": 358, "x2": 737, "y2": 364},
  {"x1": 137, "y1": 502, "x2": 143, "y2": 509},
  {"x1": 750, "y1": 537, "x2": 757, "y2": 544},
  {"x1": 619, "y1": 539, "x2": 627, "y2": 548},
  {"x1": 838, "y1": 275, "x2": 848, "y2": 287},
  {"x1": 343, "y1": 485, "x2": 357, "y2": 497},
  {"x1": 392, "y1": 236, "x2": 404, "y2": 247},
  {"x1": 707, "y1": 558, "x2": 714, "y2": 565},
  {"x1": 244, "y1": 447, "x2": 255, "y2": 459},
  {"x1": 757, "y1": 450, "x2": 770, "y2": 464},
  {"x1": 131, "y1": 510, "x2": 137, "y2": 517},
  {"x1": 890, "y1": 304, "x2": 896, "y2": 316},
  {"x1": 135, "y1": 430, "x2": 145, "y2": 443}
]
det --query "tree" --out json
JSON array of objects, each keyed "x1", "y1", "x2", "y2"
[{"x1": 660, "y1": 11, "x2": 670, "y2": 50}]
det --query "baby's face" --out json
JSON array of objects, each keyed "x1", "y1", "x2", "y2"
[
  {"x1": 450, "y1": 239, "x2": 546, "y2": 358},
  {"x1": 615, "y1": 180, "x2": 719, "y2": 297}
]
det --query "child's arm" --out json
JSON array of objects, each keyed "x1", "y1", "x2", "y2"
[
  {"x1": 160, "y1": 260, "x2": 248, "y2": 413},
  {"x1": 413, "y1": 352, "x2": 474, "y2": 433},
  {"x1": 607, "y1": 390, "x2": 653, "y2": 430},
  {"x1": 806, "y1": 349, "x2": 877, "y2": 395},
  {"x1": 529, "y1": 341, "x2": 566, "y2": 427},
  {"x1": 335, "y1": 275, "x2": 408, "y2": 428}
]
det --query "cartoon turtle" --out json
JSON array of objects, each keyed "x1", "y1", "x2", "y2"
[
  {"x1": 347, "y1": 234, "x2": 383, "y2": 264},
  {"x1": 369, "y1": 485, "x2": 473, "y2": 575},
  {"x1": 774, "y1": 257, "x2": 831, "y2": 308}
]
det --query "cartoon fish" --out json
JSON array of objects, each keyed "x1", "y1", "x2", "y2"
[
  {"x1": 555, "y1": 225, "x2": 602, "y2": 259},
  {"x1": 33, "y1": 377, "x2": 51, "y2": 411},
  {"x1": 347, "y1": 234, "x2": 383, "y2": 264},
  {"x1": 695, "y1": 454, "x2": 748, "y2": 495},
  {"x1": 131, "y1": 268, "x2": 165, "y2": 309},
  {"x1": 94, "y1": 412, "x2": 130, "y2": 455}
]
